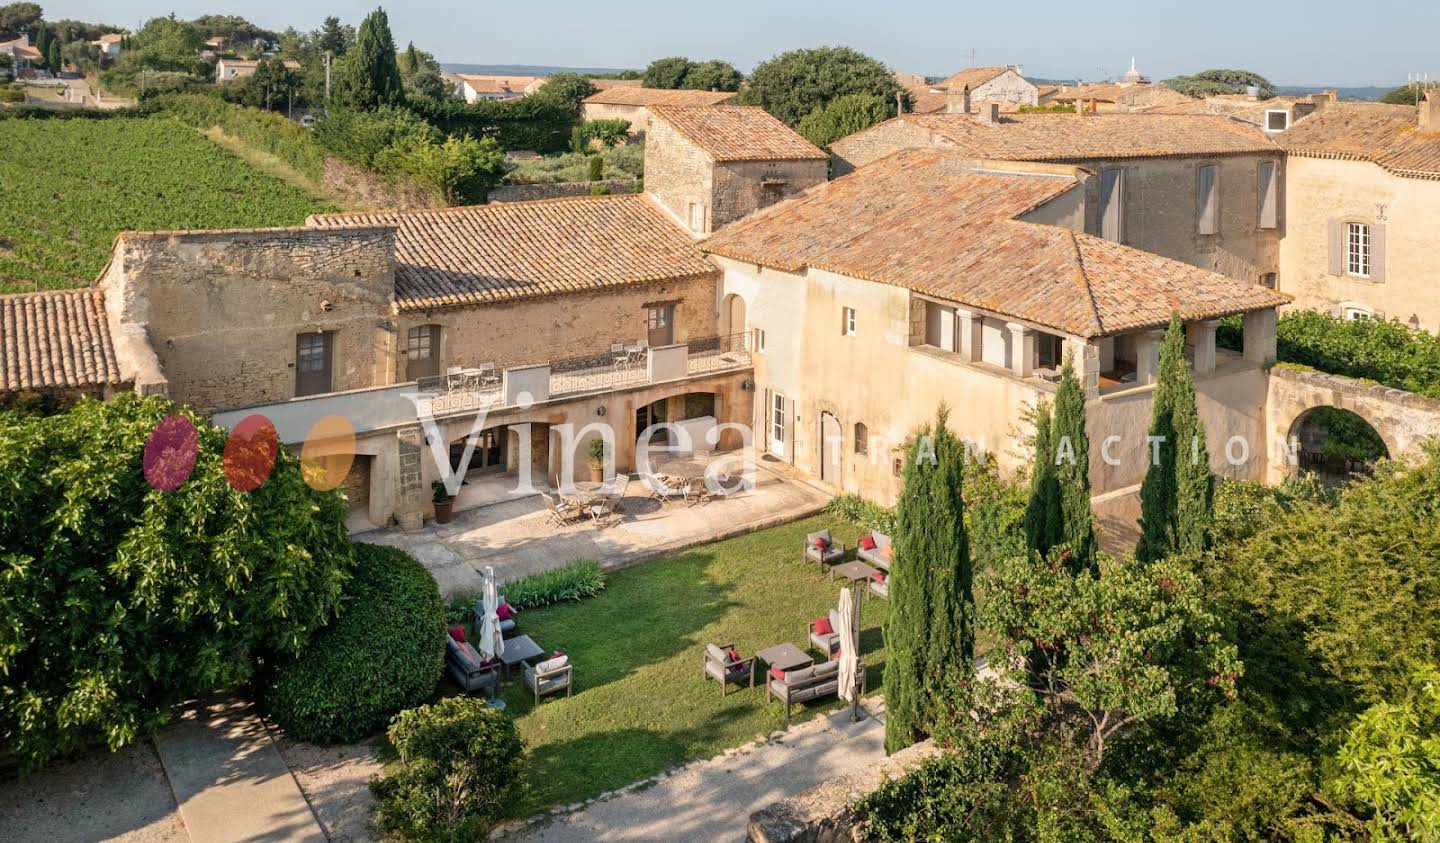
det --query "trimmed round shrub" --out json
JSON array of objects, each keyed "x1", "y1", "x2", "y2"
[
  {"x1": 372, "y1": 697, "x2": 525, "y2": 841},
  {"x1": 265, "y1": 544, "x2": 445, "y2": 743}
]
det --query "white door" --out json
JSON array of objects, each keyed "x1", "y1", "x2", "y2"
[{"x1": 769, "y1": 392, "x2": 787, "y2": 457}]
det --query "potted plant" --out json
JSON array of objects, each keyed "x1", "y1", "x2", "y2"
[
  {"x1": 587, "y1": 438, "x2": 609, "y2": 483},
  {"x1": 432, "y1": 480, "x2": 454, "y2": 524}
]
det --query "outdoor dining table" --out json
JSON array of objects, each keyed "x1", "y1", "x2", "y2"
[
  {"x1": 755, "y1": 642, "x2": 813, "y2": 674},
  {"x1": 564, "y1": 481, "x2": 609, "y2": 506},
  {"x1": 498, "y1": 634, "x2": 545, "y2": 679},
  {"x1": 829, "y1": 560, "x2": 878, "y2": 584}
]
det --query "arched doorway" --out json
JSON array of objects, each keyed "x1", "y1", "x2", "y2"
[
  {"x1": 1288, "y1": 407, "x2": 1388, "y2": 485},
  {"x1": 819, "y1": 411, "x2": 842, "y2": 485},
  {"x1": 721, "y1": 293, "x2": 747, "y2": 337}
]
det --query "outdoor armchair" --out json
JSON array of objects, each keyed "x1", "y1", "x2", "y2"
[
  {"x1": 703, "y1": 643, "x2": 755, "y2": 696},
  {"x1": 808, "y1": 610, "x2": 843, "y2": 657},
  {"x1": 471, "y1": 594, "x2": 517, "y2": 637},
  {"x1": 524, "y1": 655, "x2": 573, "y2": 705},
  {"x1": 804, "y1": 529, "x2": 846, "y2": 572}
]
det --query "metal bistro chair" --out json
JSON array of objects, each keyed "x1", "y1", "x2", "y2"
[
  {"x1": 542, "y1": 492, "x2": 582, "y2": 527},
  {"x1": 611, "y1": 344, "x2": 631, "y2": 371},
  {"x1": 476, "y1": 362, "x2": 500, "y2": 388}
]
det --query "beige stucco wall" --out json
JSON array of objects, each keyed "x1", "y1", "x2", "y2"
[
  {"x1": 397, "y1": 275, "x2": 720, "y2": 380},
  {"x1": 1279, "y1": 156, "x2": 1440, "y2": 331},
  {"x1": 99, "y1": 227, "x2": 398, "y2": 414}
]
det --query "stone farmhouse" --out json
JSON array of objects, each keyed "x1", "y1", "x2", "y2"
[
  {"x1": 904, "y1": 65, "x2": 1041, "y2": 114},
  {"x1": 580, "y1": 86, "x2": 738, "y2": 139},
  {"x1": 4, "y1": 93, "x2": 1438, "y2": 531},
  {"x1": 454, "y1": 74, "x2": 549, "y2": 103}
]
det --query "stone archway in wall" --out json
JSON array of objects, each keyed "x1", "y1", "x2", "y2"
[{"x1": 1265, "y1": 367, "x2": 1440, "y2": 483}]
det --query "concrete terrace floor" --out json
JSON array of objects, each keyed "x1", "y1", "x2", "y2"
[{"x1": 357, "y1": 460, "x2": 832, "y2": 598}]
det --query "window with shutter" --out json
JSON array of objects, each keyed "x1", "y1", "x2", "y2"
[
  {"x1": 1099, "y1": 169, "x2": 1124, "y2": 242},
  {"x1": 405, "y1": 324, "x2": 440, "y2": 381},
  {"x1": 1197, "y1": 165, "x2": 1218, "y2": 235},
  {"x1": 1258, "y1": 161, "x2": 1278, "y2": 229}
]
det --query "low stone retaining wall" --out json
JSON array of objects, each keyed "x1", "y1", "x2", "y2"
[
  {"x1": 747, "y1": 739, "x2": 939, "y2": 842},
  {"x1": 489, "y1": 179, "x2": 638, "y2": 203}
]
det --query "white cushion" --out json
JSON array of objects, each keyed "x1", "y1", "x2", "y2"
[{"x1": 536, "y1": 655, "x2": 569, "y2": 673}]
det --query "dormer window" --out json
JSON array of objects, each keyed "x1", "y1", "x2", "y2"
[{"x1": 1265, "y1": 109, "x2": 1291, "y2": 133}]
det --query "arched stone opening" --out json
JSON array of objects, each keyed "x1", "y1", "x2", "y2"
[{"x1": 1286, "y1": 406, "x2": 1390, "y2": 484}]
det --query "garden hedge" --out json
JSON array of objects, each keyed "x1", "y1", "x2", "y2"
[{"x1": 264, "y1": 543, "x2": 445, "y2": 744}]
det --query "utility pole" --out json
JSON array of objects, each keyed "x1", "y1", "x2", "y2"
[{"x1": 323, "y1": 50, "x2": 332, "y2": 113}]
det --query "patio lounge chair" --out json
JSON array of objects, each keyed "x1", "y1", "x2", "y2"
[
  {"x1": 524, "y1": 655, "x2": 573, "y2": 705},
  {"x1": 471, "y1": 594, "x2": 518, "y2": 637},
  {"x1": 804, "y1": 529, "x2": 846, "y2": 573},
  {"x1": 857, "y1": 531, "x2": 893, "y2": 571},
  {"x1": 868, "y1": 570, "x2": 889, "y2": 600},
  {"x1": 445, "y1": 636, "x2": 499, "y2": 698},
  {"x1": 809, "y1": 609, "x2": 843, "y2": 657},
  {"x1": 703, "y1": 643, "x2": 755, "y2": 696},
  {"x1": 766, "y1": 659, "x2": 865, "y2": 726}
]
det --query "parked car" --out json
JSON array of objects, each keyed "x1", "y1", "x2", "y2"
[{"x1": 300, "y1": 114, "x2": 316, "y2": 128}]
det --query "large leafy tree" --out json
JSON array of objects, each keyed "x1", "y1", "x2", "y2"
[
  {"x1": 314, "y1": 15, "x2": 353, "y2": 56},
  {"x1": 1137, "y1": 314, "x2": 1213, "y2": 562},
  {"x1": 642, "y1": 55, "x2": 692, "y2": 89},
  {"x1": 886, "y1": 405, "x2": 974, "y2": 753},
  {"x1": 1162, "y1": 68, "x2": 1274, "y2": 99},
  {"x1": 0, "y1": 2, "x2": 43, "y2": 40},
  {"x1": 740, "y1": 46, "x2": 902, "y2": 127},
  {"x1": 335, "y1": 7, "x2": 403, "y2": 111},
  {"x1": 681, "y1": 58, "x2": 742, "y2": 92},
  {"x1": 1052, "y1": 359, "x2": 1096, "y2": 570},
  {"x1": 795, "y1": 92, "x2": 893, "y2": 149},
  {"x1": 533, "y1": 72, "x2": 598, "y2": 116},
  {"x1": 0, "y1": 396, "x2": 355, "y2": 769}
]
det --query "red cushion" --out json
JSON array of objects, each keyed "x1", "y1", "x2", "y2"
[
  {"x1": 727, "y1": 647, "x2": 741, "y2": 664},
  {"x1": 496, "y1": 603, "x2": 513, "y2": 621},
  {"x1": 770, "y1": 666, "x2": 785, "y2": 681},
  {"x1": 448, "y1": 625, "x2": 466, "y2": 643},
  {"x1": 859, "y1": 535, "x2": 876, "y2": 551},
  {"x1": 812, "y1": 537, "x2": 828, "y2": 552},
  {"x1": 814, "y1": 617, "x2": 833, "y2": 636},
  {"x1": 870, "y1": 571, "x2": 886, "y2": 583}
]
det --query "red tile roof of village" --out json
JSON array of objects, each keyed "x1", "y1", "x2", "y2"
[
  {"x1": 905, "y1": 84, "x2": 950, "y2": 114},
  {"x1": 937, "y1": 66, "x2": 1015, "y2": 91},
  {"x1": 582, "y1": 87, "x2": 738, "y2": 107},
  {"x1": 0, "y1": 289, "x2": 125, "y2": 391},
  {"x1": 308, "y1": 195, "x2": 716, "y2": 312},
  {"x1": 590, "y1": 78, "x2": 643, "y2": 91},
  {"x1": 648, "y1": 105, "x2": 827, "y2": 162},
  {"x1": 455, "y1": 74, "x2": 547, "y2": 95},
  {"x1": 850, "y1": 111, "x2": 1277, "y2": 161},
  {"x1": 700, "y1": 149, "x2": 1288, "y2": 338},
  {"x1": 1278, "y1": 101, "x2": 1440, "y2": 179}
]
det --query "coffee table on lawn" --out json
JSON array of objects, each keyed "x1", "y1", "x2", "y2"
[
  {"x1": 755, "y1": 642, "x2": 813, "y2": 674},
  {"x1": 498, "y1": 634, "x2": 545, "y2": 678},
  {"x1": 829, "y1": 560, "x2": 878, "y2": 584}
]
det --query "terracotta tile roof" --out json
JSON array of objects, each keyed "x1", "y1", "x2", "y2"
[
  {"x1": 582, "y1": 87, "x2": 738, "y2": 107},
  {"x1": 701, "y1": 149, "x2": 1287, "y2": 338},
  {"x1": 1, "y1": 289, "x2": 125, "y2": 391},
  {"x1": 938, "y1": 66, "x2": 1014, "y2": 92},
  {"x1": 591, "y1": 78, "x2": 643, "y2": 91},
  {"x1": 308, "y1": 195, "x2": 715, "y2": 312},
  {"x1": 648, "y1": 105, "x2": 826, "y2": 162},
  {"x1": 1279, "y1": 102, "x2": 1440, "y2": 179},
  {"x1": 856, "y1": 112, "x2": 1276, "y2": 161},
  {"x1": 455, "y1": 74, "x2": 547, "y2": 95},
  {"x1": 905, "y1": 83, "x2": 949, "y2": 114},
  {"x1": 1142, "y1": 94, "x2": 1308, "y2": 127}
]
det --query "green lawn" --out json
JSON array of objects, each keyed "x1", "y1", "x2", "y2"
[
  {"x1": 0, "y1": 117, "x2": 332, "y2": 294},
  {"x1": 488, "y1": 515, "x2": 883, "y2": 812}
]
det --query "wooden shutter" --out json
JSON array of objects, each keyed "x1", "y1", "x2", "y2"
[
  {"x1": 1326, "y1": 218, "x2": 1343, "y2": 275},
  {"x1": 1197, "y1": 165, "x2": 1218, "y2": 235},
  {"x1": 1370, "y1": 224, "x2": 1386, "y2": 282},
  {"x1": 1258, "y1": 161, "x2": 1278, "y2": 229},
  {"x1": 1100, "y1": 169, "x2": 1124, "y2": 242}
]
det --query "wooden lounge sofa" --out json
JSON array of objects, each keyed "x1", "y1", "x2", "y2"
[
  {"x1": 857, "y1": 531, "x2": 892, "y2": 571},
  {"x1": 444, "y1": 636, "x2": 499, "y2": 699},
  {"x1": 765, "y1": 659, "x2": 866, "y2": 725}
]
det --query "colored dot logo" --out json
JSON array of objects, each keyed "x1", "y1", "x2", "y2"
[
  {"x1": 143, "y1": 414, "x2": 199, "y2": 492},
  {"x1": 222, "y1": 415, "x2": 280, "y2": 492},
  {"x1": 300, "y1": 414, "x2": 356, "y2": 491}
]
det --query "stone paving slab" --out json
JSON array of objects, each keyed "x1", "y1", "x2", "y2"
[
  {"x1": 361, "y1": 462, "x2": 831, "y2": 598},
  {"x1": 152, "y1": 696, "x2": 326, "y2": 843},
  {"x1": 499, "y1": 698, "x2": 887, "y2": 843}
]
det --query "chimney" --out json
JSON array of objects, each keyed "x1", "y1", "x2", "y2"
[
  {"x1": 1309, "y1": 90, "x2": 1336, "y2": 110},
  {"x1": 946, "y1": 84, "x2": 972, "y2": 115},
  {"x1": 979, "y1": 102, "x2": 1000, "y2": 124},
  {"x1": 1422, "y1": 91, "x2": 1440, "y2": 133}
]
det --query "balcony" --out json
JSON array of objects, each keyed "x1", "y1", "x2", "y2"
[{"x1": 211, "y1": 333, "x2": 755, "y2": 442}]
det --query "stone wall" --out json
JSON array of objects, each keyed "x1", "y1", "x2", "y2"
[
  {"x1": 974, "y1": 70, "x2": 1040, "y2": 106},
  {"x1": 396, "y1": 274, "x2": 720, "y2": 381},
  {"x1": 99, "y1": 226, "x2": 398, "y2": 414},
  {"x1": 829, "y1": 119, "x2": 939, "y2": 177},
  {"x1": 1279, "y1": 156, "x2": 1440, "y2": 331},
  {"x1": 712, "y1": 159, "x2": 828, "y2": 230},
  {"x1": 747, "y1": 740, "x2": 939, "y2": 843},
  {"x1": 489, "y1": 179, "x2": 639, "y2": 203},
  {"x1": 644, "y1": 115, "x2": 713, "y2": 232}
]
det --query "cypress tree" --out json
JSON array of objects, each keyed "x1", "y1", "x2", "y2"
[
  {"x1": 33, "y1": 24, "x2": 50, "y2": 69},
  {"x1": 1024, "y1": 399, "x2": 1062, "y2": 558},
  {"x1": 1052, "y1": 358, "x2": 1096, "y2": 572},
  {"x1": 46, "y1": 39, "x2": 60, "y2": 73},
  {"x1": 336, "y1": 8, "x2": 403, "y2": 110},
  {"x1": 1137, "y1": 314, "x2": 1213, "y2": 561},
  {"x1": 1140, "y1": 312, "x2": 1209, "y2": 562},
  {"x1": 885, "y1": 405, "x2": 973, "y2": 753}
]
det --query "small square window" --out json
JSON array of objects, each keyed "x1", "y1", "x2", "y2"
[
  {"x1": 1261, "y1": 272, "x2": 1277, "y2": 289},
  {"x1": 1265, "y1": 109, "x2": 1290, "y2": 132},
  {"x1": 842, "y1": 307, "x2": 857, "y2": 336}
]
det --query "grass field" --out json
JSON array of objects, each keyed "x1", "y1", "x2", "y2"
[
  {"x1": 487, "y1": 515, "x2": 883, "y2": 813},
  {"x1": 0, "y1": 117, "x2": 333, "y2": 294}
]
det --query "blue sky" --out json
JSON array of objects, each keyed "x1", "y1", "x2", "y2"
[{"x1": 47, "y1": 0, "x2": 1438, "y2": 86}]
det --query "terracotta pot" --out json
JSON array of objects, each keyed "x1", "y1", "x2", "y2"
[
  {"x1": 434, "y1": 500, "x2": 454, "y2": 524},
  {"x1": 589, "y1": 465, "x2": 604, "y2": 483}
]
